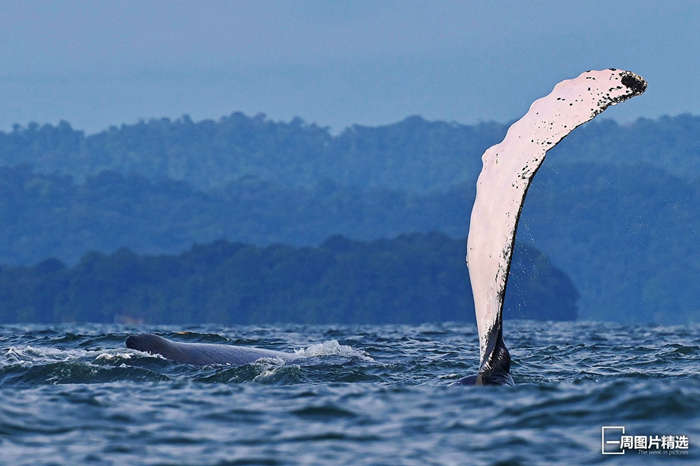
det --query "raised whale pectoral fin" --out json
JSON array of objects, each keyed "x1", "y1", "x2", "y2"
[{"x1": 466, "y1": 69, "x2": 646, "y2": 381}]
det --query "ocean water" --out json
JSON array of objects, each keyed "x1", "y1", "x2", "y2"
[{"x1": 0, "y1": 321, "x2": 698, "y2": 465}]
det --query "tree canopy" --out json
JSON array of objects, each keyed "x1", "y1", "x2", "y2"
[
  {"x1": 0, "y1": 233, "x2": 577, "y2": 324},
  {"x1": 0, "y1": 113, "x2": 696, "y2": 324},
  {"x1": 2, "y1": 113, "x2": 696, "y2": 192}
]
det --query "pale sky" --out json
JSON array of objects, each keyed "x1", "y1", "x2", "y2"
[{"x1": 1, "y1": 1, "x2": 698, "y2": 132}]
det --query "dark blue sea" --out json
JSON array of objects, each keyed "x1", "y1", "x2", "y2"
[{"x1": 1, "y1": 321, "x2": 698, "y2": 465}]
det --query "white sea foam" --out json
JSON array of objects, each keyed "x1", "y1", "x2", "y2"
[
  {"x1": 253, "y1": 356, "x2": 286, "y2": 366},
  {"x1": 95, "y1": 351, "x2": 133, "y2": 361},
  {"x1": 253, "y1": 363, "x2": 302, "y2": 383},
  {"x1": 122, "y1": 348, "x2": 168, "y2": 360},
  {"x1": 293, "y1": 340, "x2": 374, "y2": 362},
  {"x1": 3, "y1": 345, "x2": 92, "y2": 365}
]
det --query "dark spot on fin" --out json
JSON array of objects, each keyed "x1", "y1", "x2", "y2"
[{"x1": 621, "y1": 74, "x2": 647, "y2": 94}]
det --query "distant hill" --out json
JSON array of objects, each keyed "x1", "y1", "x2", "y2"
[
  {"x1": 0, "y1": 113, "x2": 696, "y2": 324},
  {"x1": 0, "y1": 233, "x2": 578, "y2": 324},
  {"x1": 0, "y1": 161, "x2": 696, "y2": 324},
  {"x1": 1, "y1": 113, "x2": 697, "y2": 192},
  {"x1": 0, "y1": 165, "x2": 468, "y2": 265}
]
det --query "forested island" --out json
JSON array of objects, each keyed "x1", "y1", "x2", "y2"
[
  {"x1": 0, "y1": 113, "x2": 696, "y2": 324},
  {"x1": 0, "y1": 233, "x2": 577, "y2": 324}
]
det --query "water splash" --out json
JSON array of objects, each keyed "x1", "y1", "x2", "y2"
[{"x1": 293, "y1": 339, "x2": 375, "y2": 362}]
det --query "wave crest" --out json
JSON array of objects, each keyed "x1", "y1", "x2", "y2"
[{"x1": 293, "y1": 340, "x2": 374, "y2": 362}]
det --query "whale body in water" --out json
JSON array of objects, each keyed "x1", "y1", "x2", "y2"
[
  {"x1": 125, "y1": 333, "x2": 297, "y2": 365},
  {"x1": 125, "y1": 69, "x2": 647, "y2": 378},
  {"x1": 457, "y1": 69, "x2": 647, "y2": 385}
]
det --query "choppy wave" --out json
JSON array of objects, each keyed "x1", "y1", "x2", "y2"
[
  {"x1": 0, "y1": 329, "x2": 376, "y2": 387},
  {"x1": 293, "y1": 339, "x2": 374, "y2": 361},
  {"x1": 0, "y1": 322, "x2": 698, "y2": 464}
]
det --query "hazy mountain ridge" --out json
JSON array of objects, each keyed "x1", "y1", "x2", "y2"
[
  {"x1": 0, "y1": 113, "x2": 696, "y2": 324},
  {"x1": 2, "y1": 113, "x2": 696, "y2": 192},
  {"x1": 0, "y1": 161, "x2": 696, "y2": 323}
]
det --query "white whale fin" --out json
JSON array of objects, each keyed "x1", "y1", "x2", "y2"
[{"x1": 467, "y1": 69, "x2": 647, "y2": 374}]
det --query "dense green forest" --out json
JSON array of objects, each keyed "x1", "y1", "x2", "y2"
[
  {"x1": 0, "y1": 233, "x2": 578, "y2": 324},
  {"x1": 0, "y1": 165, "x2": 471, "y2": 264},
  {"x1": 0, "y1": 113, "x2": 696, "y2": 324},
  {"x1": 1, "y1": 113, "x2": 697, "y2": 192},
  {"x1": 0, "y1": 159, "x2": 696, "y2": 323}
]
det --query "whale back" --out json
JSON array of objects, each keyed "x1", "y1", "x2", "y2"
[
  {"x1": 467, "y1": 69, "x2": 647, "y2": 377},
  {"x1": 125, "y1": 334, "x2": 294, "y2": 365}
]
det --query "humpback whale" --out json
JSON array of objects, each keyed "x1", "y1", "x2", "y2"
[
  {"x1": 125, "y1": 69, "x2": 646, "y2": 375},
  {"x1": 125, "y1": 334, "x2": 297, "y2": 365},
  {"x1": 457, "y1": 69, "x2": 647, "y2": 385}
]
